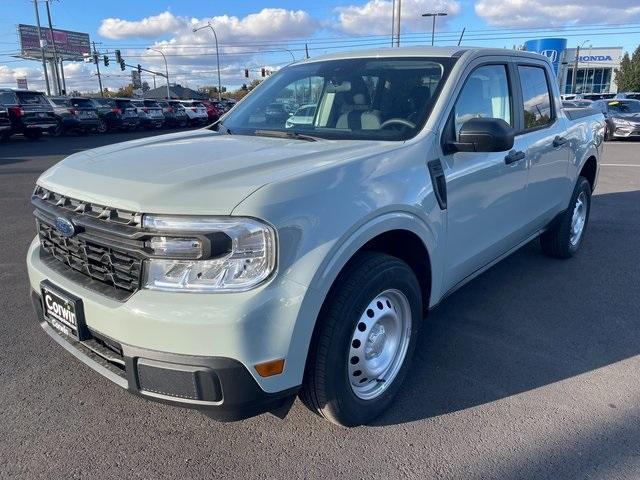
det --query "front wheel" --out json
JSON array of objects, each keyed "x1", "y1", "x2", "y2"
[
  {"x1": 96, "y1": 119, "x2": 107, "y2": 134},
  {"x1": 300, "y1": 252, "x2": 422, "y2": 426},
  {"x1": 540, "y1": 176, "x2": 592, "y2": 258}
]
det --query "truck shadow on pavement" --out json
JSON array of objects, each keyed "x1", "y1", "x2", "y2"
[{"x1": 375, "y1": 188, "x2": 640, "y2": 426}]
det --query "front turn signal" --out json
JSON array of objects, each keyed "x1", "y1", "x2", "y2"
[{"x1": 255, "y1": 359, "x2": 285, "y2": 377}]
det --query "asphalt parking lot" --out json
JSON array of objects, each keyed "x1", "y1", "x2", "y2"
[{"x1": 1, "y1": 133, "x2": 639, "y2": 479}]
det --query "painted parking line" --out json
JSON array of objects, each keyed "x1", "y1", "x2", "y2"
[{"x1": 600, "y1": 164, "x2": 640, "y2": 167}]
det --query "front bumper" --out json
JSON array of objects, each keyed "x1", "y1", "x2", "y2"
[
  {"x1": 26, "y1": 238, "x2": 308, "y2": 415},
  {"x1": 30, "y1": 291, "x2": 296, "y2": 420},
  {"x1": 612, "y1": 123, "x2": 640, "y2": 138}
]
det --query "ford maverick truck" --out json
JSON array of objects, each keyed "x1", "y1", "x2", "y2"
[{"x1": 27, "y1": 47, "x2": 604, "y2": 426}]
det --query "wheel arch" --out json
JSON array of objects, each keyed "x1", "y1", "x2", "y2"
[{"x1": 579, "y1": 155, "x2": 598, "y2": 192}]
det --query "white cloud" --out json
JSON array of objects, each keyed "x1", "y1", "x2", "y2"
[
  {"x1": 99, "y1": 11, "x2": 186, "y2": 40},
  {"x1": 337, "y1": 0, "x2": 461, "y2": 35},
  {"x1": 475, "y1": 0, "x2": 640, "y2": 26}
]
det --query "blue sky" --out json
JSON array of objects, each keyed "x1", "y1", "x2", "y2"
[{"x1": 1, "y1": 0, "x2": 639, "y2": 92}]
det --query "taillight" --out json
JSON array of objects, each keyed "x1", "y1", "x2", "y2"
[
  {"x1": 167, "y1": 107, "x2": 174, "y2": 113},
  {"x1": 10, "y1": 106, "x2": 24, "y2": 117},
  {"x1": 191, "y1": 108, "x2": 197, "y2": 112},
  {"x1": 68, "y1": 108, "x2": 78, "y2": 115},
  {"x1": 111, "y1": 107, "x2": 122, "y2": 114},
  {"x1": 143, "y1": 107, "x2": 149, "y2": 113}
]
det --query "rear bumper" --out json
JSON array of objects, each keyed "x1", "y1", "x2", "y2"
[
  {"x1": 62, "y1": 117, "x2": 100, "y2": 130},
  {"x1": 30, "y1": 290, "x2": 298, "y2": 421}
]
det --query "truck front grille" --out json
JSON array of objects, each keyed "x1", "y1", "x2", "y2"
[
  {"x1": 38, "y1": 221, "x2": 143, "y2": 292},
  {"x1": 33, "y1": 187, "x2": 146, "y2": 300}
]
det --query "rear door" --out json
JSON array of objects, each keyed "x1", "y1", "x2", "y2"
[
  {"x1": 515, "y1": 63, "x2": 572, "y2": 227},
  {"x1": 440, "y1": 59, "x2": 531, "y2": 290}
]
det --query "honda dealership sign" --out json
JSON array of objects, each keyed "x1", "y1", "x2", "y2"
[
  {"x1": 523, "y1": 38, "x2": 568, "y2": 74},
  {"x1": 18, "y1": 24, "x2": 90, "y2": 61}
]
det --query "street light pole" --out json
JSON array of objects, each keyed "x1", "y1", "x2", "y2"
[
  {"x1": 44, "y1": 0, "x2": 61, "y2": 94},
  {"x1": 193, "y1": 24, "x2": 222, "y2": 100},
  {"x1": 33, "y1": 0, "x2": 50, "y2": 95},
  {"x1": 147, "y1": 47, "x2": 170, "y2": 100},
  {"x1": 422, "y1": 12, "x2": 448, "y2": 46}
]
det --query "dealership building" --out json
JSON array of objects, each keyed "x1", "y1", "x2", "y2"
[{"x1": 523, "y1": 39, "x2": 624, "y2": 95}]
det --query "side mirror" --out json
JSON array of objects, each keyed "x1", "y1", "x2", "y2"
[{"x1": 446, "y1": 117, "x2": 514, "y2": 153}]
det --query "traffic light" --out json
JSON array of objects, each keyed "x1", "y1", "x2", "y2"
[
  {"x1": 93, "y1": 53, "x2": 98, "y2": 65},
  {"x1": 137, "y1": 64, "x2": 142, "y2": 75},
  {"x1": 261, "y1": 67, "x2": 266, "y2": 77},
  {"x1": 244, "y1": 68, "x2": 249, "y2": 78},
  {"x1": 115, "y1": 50, "x2": 122, "y2": 64},
  {"x1": 242, "y1": 84, "x2": 247, "y2": 91},
  {"x1": 103, "y1": 55, "x2": 109, "y2": 67},
  {"x1": 119, "y1": 59, "x2": 126, "y2": 71}
]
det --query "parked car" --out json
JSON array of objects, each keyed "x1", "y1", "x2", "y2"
[
  {"x1": 48, "y1": 96, "x2": 100, "y2": 136},
  {"x1": 109, "y1": 98, "x2": 140, "y2": 131},
  {"x1": 130, "y1": 99, "x2": 165, "y2": 129},
  {"x1": 581, "y1": 93, "x2": 615, "y2": 101},
  {"x1": 591, "y1": 99, "x2": 640, "y2": 140},
  {"x1": 0, "y1": 88, "x2": 57, "y2": 140},
  {"x1": 285, "y1": 104, "x2": 316, "y2": 128},
  {"x1": 179, "y1": 100, "x2": 209, "y2": 125},
  {"x1": 27, "y1": 47, "x2": 604, "y2": 426},
  {"x1": 562, "y1": 100, "x2": 593, "y2": 108},
  {"x1": 264, "y1": 102, "x2": 290, "y2": 125},
  {"x1": 201, "y1": 99, "x2": 222, "y2": 122},
  {"x1": 0, "y1": 106, "x2": 11, "y2": 141},
  {"x1": 157, "y1": 101, "x2": 189, "y2": 128},
  {"x1": 613, "y1": 92, "x2": 640, "y2": 100}
]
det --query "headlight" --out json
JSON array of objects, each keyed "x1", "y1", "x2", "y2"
[
  {"x1": 613, "y1": 118, "x2": 633, "y2": 127},
  {"x1": 142, "y1": 215, "x2": 276, "y2": 292}
]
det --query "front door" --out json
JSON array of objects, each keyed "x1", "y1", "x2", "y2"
[{"x1": 441, "y1": 62, "x2": 531, "y2": 291}]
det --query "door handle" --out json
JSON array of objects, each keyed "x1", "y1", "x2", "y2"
[
  {"x1": 504, "y1": 150, "x2": 525, "y2": 165},
  {"x1": 553, "y1": 136, "x2": 568, "y2": 147}
]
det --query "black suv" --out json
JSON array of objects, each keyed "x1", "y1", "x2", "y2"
[
  {"x1": 90, "y1": 98, "x2": 140, "y2": 132},
  {"x1": 48, "y1": 96, "x2": 100, "y2": 136},
  {"x1": 0, "y1": 106, "x2": 11, "y2": 141},
  {"x1": 0, "y1": 89, "x2": 57, "y2": 140}
]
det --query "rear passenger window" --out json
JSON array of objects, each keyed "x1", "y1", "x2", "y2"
[
  {"x1": 454, "y1": 65, "x2": 512, "y2": 137},
  {"x1": 518, "y1": 66, "x2": 553, "y2": 130}
]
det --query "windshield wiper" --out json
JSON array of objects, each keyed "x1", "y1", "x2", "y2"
[{"x1": 254, "y1": 129, "x2": 318, "y2": 142}]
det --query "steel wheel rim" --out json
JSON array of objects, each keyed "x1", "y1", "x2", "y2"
[
  {"x1": 347, "y1": 289, "x2": 412, "y2": 400},
  {"x1": 570, "y1": 191, "x2": 587, "y2": 246},
  {"x1": 97, "y1": 119, "x2": 107, "y2": 133}
]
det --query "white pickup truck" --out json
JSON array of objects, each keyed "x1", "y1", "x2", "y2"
[{"x1": 27, "y1": 47, "x2": 604, "y2": 426}]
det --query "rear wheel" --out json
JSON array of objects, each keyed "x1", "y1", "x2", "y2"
[
  {"x1": 50, "y1": 122, "x2": 64, "y2": 137},
  {"x1": 300, "y1": 252, "x2": 421, "y2": 426},
  {"x1": 540, "y1": 176, "x2": 592, "y2": 258},
  {"x1": 23, "y1": 130, "x2": 42, "y2": 140},
  {"x1": 96, "y1": 119, "x2": 108, "y2": 134}
]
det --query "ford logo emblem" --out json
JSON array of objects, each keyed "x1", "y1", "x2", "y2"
[{"x1": 54, "y1": 217, "x2": 76, "y2": 237}]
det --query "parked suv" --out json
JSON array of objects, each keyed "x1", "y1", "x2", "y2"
[
  {"x1": 27, "y1": 47, "x2": 604, "y2": 426},
  {"x1": 0, "y1": 106, "x2": 11, "y2": 141},
  {"x1": 48, "y1": 97, "x2": 100, "y2": 136},
  {"x1": 157, "y1": 101, "x2": 189, "y2": 128},
  {"x1": 0, "y1": 89, "x2": 57, "y2": 139},
  {"x1": 180, "y1": 100, "x2": 209, "y2": 125},
  {"x1": 131, "y1": 99, "x2": 165, "y2": 129}
]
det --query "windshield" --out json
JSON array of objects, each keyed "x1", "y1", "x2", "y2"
[
  {"x1": 608, "y1": 100, "x2": 640, "y2": 114},
  {"x1": 220, "y1": 57, "x2": 453, "y2": 141}
]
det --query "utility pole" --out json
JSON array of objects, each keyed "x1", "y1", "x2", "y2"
[
  {"x1": 59, "y1": 58, "x2": 66, "y2": 94},
  {"x1": 391, "y1": 0, "x2": 395, "y2": 47},
  {"x1": 92, "y1": 41, "x2": 103, "y2": 97},
  {"x1": 33, "y1": 0, "x2": 50, "y2": 95},
  {"x1": 395, "y1": 0, "x2": 402, "y2": 47},
  {"x1": 44, "y1": 0, "x2": 61, "y2": 94},
  {"x1": 571, "y1": 46, "x2": 580, "y2": 94}
]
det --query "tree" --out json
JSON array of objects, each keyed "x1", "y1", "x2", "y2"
[
  {"x1": 141, "y1": 81, "x2": 150, "y2": 93},
  {"x1": 614, "y1": 45, "x2": 640, "y2": 92},
  {"x1": 113, "y1": 83, "x2": 135, "y2": 98}
]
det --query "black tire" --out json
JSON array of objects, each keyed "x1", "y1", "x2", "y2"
[
  {"x1": 23, "y1": 130, "x2": 42, "y2": 140},
  {"x1": 96, "y1": 119, "x2": 108, "y2": 134},
  {"x1": 300, "y1": 251, "x2": 422, "y2": 426},
  {"x1": 540, "y1": 176, "x2": 592, "y2": 259},
  {"x1": 50, "y1": 122, "x2": 64, "y2": 137}
]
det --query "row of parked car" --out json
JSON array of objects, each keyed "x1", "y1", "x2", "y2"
[
  {"x1": 0, "y1": 88, "x2": 234, "y2": 141},
  {"x1": 561, "y1": 94, "x2": 640, "y2": 140}
]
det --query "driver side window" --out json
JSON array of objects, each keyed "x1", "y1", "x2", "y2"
[{"x1": 454, "y1": 65, "x2": 512, "y2": 138}]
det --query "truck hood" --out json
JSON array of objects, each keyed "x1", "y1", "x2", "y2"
[{"x1": 38, "y1": 129, "x2": 392, "y2": 215}]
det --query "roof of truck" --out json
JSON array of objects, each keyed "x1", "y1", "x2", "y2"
[{"x1": 295, "y1": 46, "x2": 550, "y2": 65}]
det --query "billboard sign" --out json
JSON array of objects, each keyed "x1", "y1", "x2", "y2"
[
  {"x1": 16, "y1": 77, "x2": 28, "y2": 89},
  {"x1": 523, "y1": 38, "x2": 568, "y2": 75},
  {"x1": 18, "y1": 24, "x2": 90, "y2": 61}
]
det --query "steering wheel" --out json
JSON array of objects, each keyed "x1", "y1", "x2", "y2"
[{"x1": 380, "y1": 118, "x2": 416, "y2": 130}]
